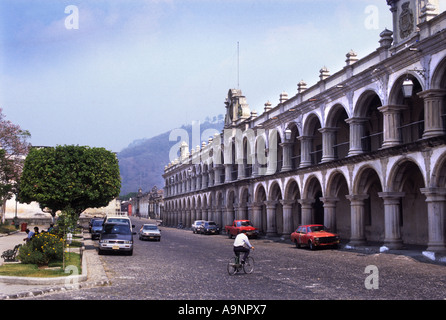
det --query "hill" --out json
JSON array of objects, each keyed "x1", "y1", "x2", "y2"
[{"x1": 117, "y1": 116, "x2": 224, "y2": 195}]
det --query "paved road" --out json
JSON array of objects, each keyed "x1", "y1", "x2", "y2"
[{"x1": 28, "y1": 218, "x2": 446, "y2": 301}]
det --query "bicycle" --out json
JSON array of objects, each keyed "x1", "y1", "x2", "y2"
[{"x1": 227, "y1": 255, "x2": 255, "y2": 275}]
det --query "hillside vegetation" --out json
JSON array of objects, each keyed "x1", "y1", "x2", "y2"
[{"x1": 118, "y1": 117, "x2": 224, "y2": 195}]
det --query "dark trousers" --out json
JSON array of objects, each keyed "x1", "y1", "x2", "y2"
[{"x1": 234, "y1": 246, "x2": 250, "y2": 262}]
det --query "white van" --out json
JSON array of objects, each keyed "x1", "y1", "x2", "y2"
[{"x1": 103, "y1": 215, "x2": 135, "y2": 231}]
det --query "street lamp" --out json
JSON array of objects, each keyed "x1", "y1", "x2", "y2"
[
  {"x1": 285, "y1": 128, "x2": 292, "y2": 141},
  {"x1": 402, "y1": 77, "x2": 414, "y2": 98}
]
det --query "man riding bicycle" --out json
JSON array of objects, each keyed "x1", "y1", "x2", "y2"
[{"x1": 233, "y1": 230, "x2": 254, "y2": 264}]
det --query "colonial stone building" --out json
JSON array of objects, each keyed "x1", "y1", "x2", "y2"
[{"x1": 163, "y1": 0, "x2": 446, "y2": 252}]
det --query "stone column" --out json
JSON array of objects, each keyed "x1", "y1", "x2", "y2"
[
  {"x1": 250, "y1": 202, "x2": 263, "y2": 232},
  {"x1": 251, "y1": 152, "x2": 259, "y2": 177},
  {"x1": 319, "y1": 127, "x2": 338, "y2": 162},
  {"x1": 225, "y1": 207, "x2": 235, "y2": 228},
  {"x1": 215, "y1": 206, "x2": 223, "y2": 228},
  {"x1": 418, "y1": 89, "x2": 446, "y2": 138},
  {"x1": 378, "y1": 105, "x2": 406, "y2": 148},
  {"x1": 298, "y1": 199, "x2": 314, "y2": 225},
  {"x1": 190, "y1": 209, "x2": 196, "y2": 225},
  {"x1": 378, "y1": 192, "x2": 405, "y2": 249},
  {"x1": 321, "y1": 197, "x2": 339, "y2": 232},
  {"x1": 345, "y1": 117, "x2": 367, "y2": 156},
  {"x1": 202, "y1": 207, "x2": 208, "y2": 221},
  {"x1": 280, "y1": 142, "x2": 293, "y2": 172},
  {"x1": 264, "y1": 201, "x2": 278, "y2": 237},
  {"x1": 238, "y1": 203, "x2": 248, "y2": 220},
  {"x1": 185, "y1": 209, "x2": 191, "y2": 228},
  {"x1": 420, "y1": 188, "x2": 446, "y2": 252},
  {"x1": 280, "y1": 200, "x2": 295, "y2": 238},
  {"x1": 298, "y1": 136, "x2": 312, "y2": 167},
  {"x1": 224, "y1": 164, "x2": 232, "y2": 182},
  {"x1": 346, "y1": 194, "x2": 369, "y2": 246}
]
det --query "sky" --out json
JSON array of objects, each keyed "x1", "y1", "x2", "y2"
[{"x1": 0, "y1": 0, "x2": 402, "y2": 152}]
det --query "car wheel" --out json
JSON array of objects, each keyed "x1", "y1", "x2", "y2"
[
  {"x1": 295, "y1": 240, "x2": 301, "y2": 248},
  {"x1": 309, "y1": 241, "x2": 315, "y2": 250}
]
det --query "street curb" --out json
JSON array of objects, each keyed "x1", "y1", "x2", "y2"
[{"x1": 0, "y1": 240, "x2": 111, "y2": 300}]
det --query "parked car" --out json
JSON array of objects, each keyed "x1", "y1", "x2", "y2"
[
  {"x1": 225, "y1": 220, "x2": 259, "y2": 238},
  {"x1": 192, "y1": 220, "x2": 205, "y2": 234},
  {"x1": 89, "y1": 217, "x2": 103, "y2": 233},
  {"x1": 139, "y1": 224, "x2": 161, "y2": 241},
  {"x1": 291, "y1": 224, "x2": 340, "y2": 250},
  {"x1": 200, "y1": 221, "x2": 220, "y2": 235},
  {"x1": 90, "y1": 219, "x2": 104, "y2": 240},
  {"x1": 99, "y1": 222, "x2": 136, "y2": 255},
  {"x1": 103, "y1": 215, "x2": 135, "y2": 231}
]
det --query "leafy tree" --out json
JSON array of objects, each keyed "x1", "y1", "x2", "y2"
[
  {"x1": 19, "y1": 145, "x2": 121, "y2": 218},
  {"x1": 0, "y1": 108, "x2": 31, "y2": 223}
]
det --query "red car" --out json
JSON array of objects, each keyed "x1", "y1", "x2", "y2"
[{"x1": 291, "y1": 224, "x2": 340, "y2": 250}]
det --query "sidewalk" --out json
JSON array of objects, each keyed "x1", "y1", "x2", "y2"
[{"x1": 0, "y1": 227, "x2": 110, "y2": 300}]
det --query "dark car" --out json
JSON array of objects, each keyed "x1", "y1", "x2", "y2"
[
  {"x1": 200, "y1": 221, "x2": 220, "y2": 235},
  {"x1": 90, "y1": 219, "x2": 103, "y2": 240},
  {"x1": 89, "y1": 218, "x2": 103, "y2": 233},
  {"x1": 98, "y1": 222, "x2": 135, "y2": 255}
]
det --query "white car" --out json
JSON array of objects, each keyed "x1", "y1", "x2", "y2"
[
  {"x1": 139, "y1": 224, "x2": 161, "y2": 241},
  {"x1": 104, "y1": 215, "x2": 135, "y2": 231},
  {"x1": 192, "y1": 220, "x2": 205, "y2": 233}
]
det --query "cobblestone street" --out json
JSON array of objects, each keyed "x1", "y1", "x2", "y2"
[{"x1": 27, "y1": 218, "x2": 446, "y2": 302}]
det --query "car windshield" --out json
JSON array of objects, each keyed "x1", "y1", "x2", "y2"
[
  {"x1": 108, "y1": 218, "x2": 130, "y2": 225},
  {"x1": 207, "y1": 222, "x2": 216, "y2": 226},
  {"x1": 103, "y1": 224, "x2": 131, "y2": 235},
  {"x1": 238, "y1": 221, "x2": 252, "y2": 227},
  {"x1": 92, "y1": 220, "x2": 103, "y2": 226},
  {"x1": 309, "y1": 226, "x2": 326, "y2": 232},
  {"x1": 143, "y1": 225, "x2": 158, "y2": 231}
]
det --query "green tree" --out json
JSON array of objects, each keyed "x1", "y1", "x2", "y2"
[{"x1": 19, "y1": 145, "x2": 121, "y2": 218}]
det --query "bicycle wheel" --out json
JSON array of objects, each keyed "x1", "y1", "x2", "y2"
[
  {"x1": 243, "y1": 256, "x2": 255, "y2": 274},
  {"x1": 227, "y1": 257, "x2": 238, "y2": 275}
]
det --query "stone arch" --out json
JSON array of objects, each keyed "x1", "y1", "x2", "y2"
[
  {"x1": 431, "y1": 55, "x2": 446, "y2": 89},
  {"x1": 302, "y1": 175, "x2": 324, "y2": 225},
  {"x1": 432, "y1": 150, "x2": 446, "y2": 188},
  {"x1": 353, "y1": 165, "x2": 384, "y2": 243},
  {"x1": 284, "y1": 178, "x2": 302, "y2": 230},
  {"x1": 285, "y1": 121, "x2": 301, "y2": 169},
  {"x1": 388, "y1": 158, "x2": 428, "y2": 246},
  {"x1": 267, "y1": 181, "x2": 283, "y2": 235},
  {"x1": 325, "y1": 104, "x2": 350, "y2": 160},
  {"x1": 253, "y1": 183, "x2": 267, "y2": 233},
  {"x1": 302, "y1": 113, "x2": 323, "y2": 165},
  {"x1": 325, "y1": 170, "x2": 350, "y2": 236},
  {"x1": 353, "y1": 90, "x2": 383, "y2": 152},
  {"x1": 238, "y1": 186, "x2": 251, "y2": 220},
  {"x1": 390, "y1": 74, "x2": 425, "y2": 143}
]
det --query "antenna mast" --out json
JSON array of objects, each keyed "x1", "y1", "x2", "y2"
[{"x1": 237, "y1": 41, "x2": 240, "y2": 89}]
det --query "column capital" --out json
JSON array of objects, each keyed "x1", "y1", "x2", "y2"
[
  {"x1": 320, "y1": 197, "x2": 339, "y2": 207},
  {"x1": 378, "y1": 192, "x2": 405, "y2": 201},
  {"x1": 280, "y1": 199, "x2": 296, "y2": 207},
  {"x1": 420, "y1": 188, "x2": 446, "y2": 201},
  {"x1": 417, "y1": 89, "x2": 446, "y2": 99},
  {"x1": 346, "y1": 194, "x2": 369, "y2": 202},
  {"x1": 298, "y1": 198, "x2": 315, "y2": 207},
  {"x1": 264, "y1": 200, "x2": 278, "y2": 208}
]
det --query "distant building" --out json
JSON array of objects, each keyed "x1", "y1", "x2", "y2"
[
  {"x1": 130, "y1": 186, "x2": 164, "y2": 219},
  {"x1": 163, "y1": 1, "x2": 446, "y2": 252}
]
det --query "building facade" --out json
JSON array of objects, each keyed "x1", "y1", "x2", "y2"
[
  {"x1": 130, "y1": 186, "x2": 164, "y2": 219},
  {"x1": 163, "y1": 0, "x2": 446, "y2": 252}
]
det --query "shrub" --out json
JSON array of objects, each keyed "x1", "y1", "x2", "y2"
[{"x1": 17, "y1": 232, "x2": 64, "y2": 266}]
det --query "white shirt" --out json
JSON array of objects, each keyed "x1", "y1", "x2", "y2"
[{"x1": 233, "y1": 233, "x2": 253, "y2": 249}]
